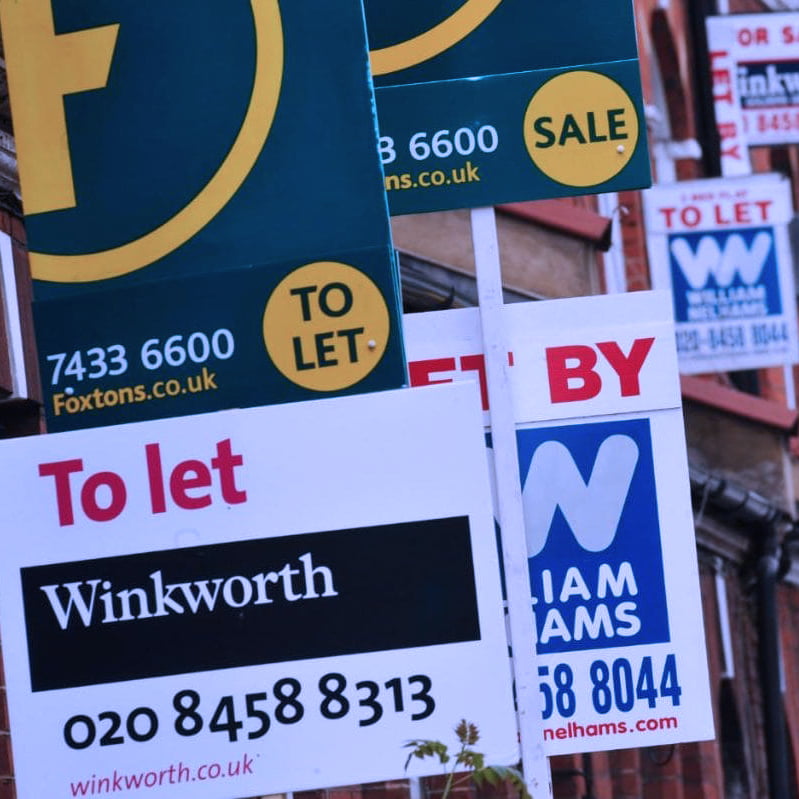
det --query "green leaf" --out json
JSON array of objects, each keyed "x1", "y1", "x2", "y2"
[
  {"x1": 476, "y1": 768, "x2": 499, "y2": 786},
  {"x1": 456, "y1": 749, "x2": 485, "y2": 770},
  {"x1": 403, "y1": 739, "x2": 450, "y2": 771},
  {"x1": 402, "y1": 720, "x2": 531, "y2": 799},
  {"x1": 482, "y1": 766, "x2": 532, "y2": 799}
]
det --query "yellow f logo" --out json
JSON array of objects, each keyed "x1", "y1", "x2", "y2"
[{"x1": 0, "y1": 0, "x2": 118, "y2": 214}]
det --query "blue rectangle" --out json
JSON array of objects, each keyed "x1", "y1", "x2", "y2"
[
  {"x1": 516, "y1": 419, "x2": 669, "y2": 655},
  {"x1": 667, "y1": 227, "x2": 781, "y2": 323}
]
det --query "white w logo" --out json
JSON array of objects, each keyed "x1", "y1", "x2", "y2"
[
  {"x1": 522, "y1": 435, "x2": 639, "y2": 558},
  {"x1": 670, "y1": 232, "x2": 772, "y2": 289}
]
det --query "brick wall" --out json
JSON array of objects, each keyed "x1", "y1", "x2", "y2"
[
  {"x1": 0, "y1": 206, "x2": 40, "y2": 799},
  {"x1": 0, "y1": 638, "x2": 13, "y2": 799},
  {"x1": 779, "y1": 584, "x2": 799, "y2": 789},
  {"x1": 0, "y1": 208, "x2": 40, "y2": 408},
  {"x1": 618, "y1": 190, "x2": 651, "y2": 291}
]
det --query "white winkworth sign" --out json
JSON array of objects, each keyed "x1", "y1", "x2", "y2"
[
  {"x1": 403, "y1": 291, "x2": 715, "y2": 755},
  {"x1": 644, "y1": 173, "x2": 799, "y2": 374},
  {"x1": 707, "y1": 12, "x2": 799, "y2": 164},
  {"x1": 0, "y1": 383, "x2": 518, "y2": 799}
]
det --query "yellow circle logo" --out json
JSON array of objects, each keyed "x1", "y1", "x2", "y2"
[
  {"x1": 523, "y1": 70, "x2": 638, "y2": 188},
  {"x1": 262, "y1": 262, "x2": 390, "y2": 392},
  {"x1": 30, "y1": 0, "x2": 284, "y2": 283},
  {"x1": 369, "y1": 0, "x2": 502, "y2": 75}
]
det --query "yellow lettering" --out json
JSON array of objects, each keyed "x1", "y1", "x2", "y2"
[{"x1": 0, "y1": 0, "x2": 118, "y2": 213}]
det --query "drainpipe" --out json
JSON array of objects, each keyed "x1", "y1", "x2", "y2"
[
  {"x1": 755, "y1": 518, "x2": 790, "y2": 799},
  {"x1": 690, "y1": 466, "x2": 791, "y2": 799}
]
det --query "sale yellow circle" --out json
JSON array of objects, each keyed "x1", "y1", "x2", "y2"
[
  {"x1": 522, "y1": 70, "x2": 639, "y2": 187},
  {"x1": 262, "y1": 262, "x2": 390, "y2": 392}
]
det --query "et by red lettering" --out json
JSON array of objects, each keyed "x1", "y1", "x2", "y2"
[{"x1": 408, "y1": 351, "x2": 514, "y2": 411}]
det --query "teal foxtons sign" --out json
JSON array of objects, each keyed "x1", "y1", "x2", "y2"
[
  {"x1": 364, "y1": 0, "x2": 652, "y2": 214},
  {"x1": 1, "y1": 0, "x2": 406, "y2": 431}
]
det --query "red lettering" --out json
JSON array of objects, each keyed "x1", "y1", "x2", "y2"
[
  {"x1": 546, "y1": 345, "x2": 601, "y2": 403},
  {"x1": 712, "y1": 201, "x2": 762, "y2": 225},
  {"x1": 721, "y1": 144, "x2": 741, "y2": 161},
  {"x1": 38, "y1": 458, "x2": 84, "y2": 526},
  {"x1": 737, "y1": 27, "x2": 768, "y2": 46},
  {"x1": 709, "y1": 52, "x2": 734, "y2": 104},
  {"x1": 408, "y1": 357, "x2": 456, "y2": 388},
  {"x1": 170, "y1": 459, "x2": 212, "y2": 510},
  {"x1": 80, "y1": 471, "x2": 126, "y2": 522},
  {"x1": 680, "y1": 206, "x2": 701, "y2": 227},
  {"x1": 211, "y1": 439, "x2": 248, "y2": 505},
  {"x1": 147, "y1": 439, "x2": 247, "y2": 513},
  {"x1": 146, "y1": 443, "x2": 166, "y2": 514},
  {"x1": 734, "y1": 202, "x2": 751, "y2": 224},
  {"x1": 754, "y1": 199, "x2": 772, "y2": 221},
  {"x1": 596, "y1": 338, "x2": 655, "y2": 397},
  {"x1": 38, "y1": 459, "x2": 127, "y2": 524},
  {"x1": 714, "y1": 87, "x2": 734, "y2": 104},
  {"x1": 459, "y1": 354, "x2": 489, "y2": 410},
  {"x1": 659, "y1": 207, "x2": 677, "y2": 227}
]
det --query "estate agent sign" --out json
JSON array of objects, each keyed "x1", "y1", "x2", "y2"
[
  {"x1": 364, "y1": 0, "x2": 651, "y2": 214},
  {"x1": 403, "y1": 292, "x2": 715, "y2": 754},
  {"x1": 0, "y1": 383, "x2": 518, "y2": 798},
  {"x1": 644, "y1": 173, "x2": 799, "y2": 374},
  {"x1": 0, "y1": 0, "x2": 407, "y2": 430},
  {"x1": 707, "y1": 12, "x2": 799, "y2": 174}
]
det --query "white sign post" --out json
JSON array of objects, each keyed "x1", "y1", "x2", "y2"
[
  {"x1": 404, "y1": 290, "x2": 715, "y2": 754},
  {"x1": 644, "y1": 173, "x2": 799, "y2": 376},
  {"x1": 0, "y1": 384, "x2": 519, "y2": 798},
  {"x1": 471, "y1": 207, "x2": 552, "y2": 798}
]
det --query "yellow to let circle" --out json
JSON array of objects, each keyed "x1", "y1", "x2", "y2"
[
  {"x1": 523, "y1": 70, "x2": 639, "y2": 188},
  {"x1": 262, "y1": 262, "x2": 390, "y2": 392}
]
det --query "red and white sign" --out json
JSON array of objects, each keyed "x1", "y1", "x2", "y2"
[
  {"x1": 707, "y1": 12, "x2": 799, "y2": 171},
  {"x1": 404, "y1": 292, "x2": 714, "y2": 755},
  {"x1": 405, "y1": 291, "x2": 681, "y2": 424}
]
